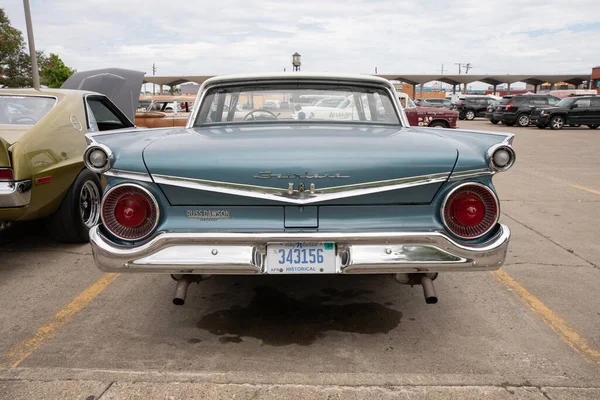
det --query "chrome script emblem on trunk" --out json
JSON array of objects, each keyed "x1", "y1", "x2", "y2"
[{"x1": 254, "y1": 171, "x2": 350, "y2": 179}]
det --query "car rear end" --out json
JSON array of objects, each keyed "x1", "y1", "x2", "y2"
[{"x1": 492, "y1": 96, "x2": 522, "y2": 125}]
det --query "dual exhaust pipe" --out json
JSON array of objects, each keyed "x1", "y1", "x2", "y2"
[
  {"x1": 173, "y1": 273, "x2": 438, "y2": 305},
  {"x1": 395, "y1": 273, "x2": 438, "y2": 304}
]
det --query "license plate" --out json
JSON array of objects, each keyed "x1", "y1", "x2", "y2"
[{"x1": 265, "y1": 242, "x2": 336, "y2": 274}]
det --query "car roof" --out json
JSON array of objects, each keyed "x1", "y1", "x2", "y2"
[{"x1": 202, "y1": 72, "x2": 394, "y2": 86}]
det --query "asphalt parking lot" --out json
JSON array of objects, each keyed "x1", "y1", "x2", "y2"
[{"x1": 0, "y1": 119, "x2": 599, "y2": 399}]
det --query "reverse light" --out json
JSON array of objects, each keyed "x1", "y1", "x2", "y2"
[
  {"x1": 442, "y1": 183, "x2": 499, "y2": 239},
  {"x1": 505, "y1": 104, "x2": 514, "y2": 111},
  {"x1": 0, "y1": 168, "x2": 14, "y2": 181},
  {"x1": 487, "y1": 144, "x2": 516, "y2": 172},
  {"x1": 83, "y1": 144, "x2": 112, "y2": 173},
  {"x1": 101, "y1": 184, "x2": 159, "y2": 241}
]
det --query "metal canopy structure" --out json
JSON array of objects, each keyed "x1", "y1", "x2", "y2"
[
  {"x1": 142, "y1": 73, "x2": 592, "y2": 93},
  {"x1": 377, "y1": 73, "x2": 591, "y2": 87}
]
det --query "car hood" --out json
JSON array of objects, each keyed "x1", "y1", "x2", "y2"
[{"x1": 142, "y1": 124, "x2": 459, "y2": 205}]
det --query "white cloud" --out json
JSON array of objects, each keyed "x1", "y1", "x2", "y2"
[{"x1": 2, "y1": 0, "x2": 599, "y2": 84}]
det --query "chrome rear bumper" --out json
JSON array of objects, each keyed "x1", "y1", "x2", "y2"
[
  {"x1": 0, "y1": 180, "x2": 32, "y2": 208},
  {"x1": 89, "y1": 224, "x2": 510, "y2": 275}
]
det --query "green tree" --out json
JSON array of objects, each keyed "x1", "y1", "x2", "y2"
[
  {"x1": 0, "y1": 8, "x2": 27, "y2": 87},
  {"x1": 1, "y1": 7, "x2": 74, "y2": 88},
  {"x1": 41, "y1": 53, "x2": 75, "y2": 88}
]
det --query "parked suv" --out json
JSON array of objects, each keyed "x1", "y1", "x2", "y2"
[
  {"x1": 535, "y1": 96, "x2": 600, "y2": 130},
  {"x1": 492, "y1": 94, "x2": 560, "y2": 127},
  {"x1": 453, "y1": 96, "x2": 497, "y2": 120}
]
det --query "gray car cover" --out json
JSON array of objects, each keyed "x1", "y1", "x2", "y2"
[{"x1": 61, "y1": 68, "x2": 145, "y2": 122}]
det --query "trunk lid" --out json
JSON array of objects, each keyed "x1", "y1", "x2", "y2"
[
  {"x1": 0, "y1": 125, "x2": 29, "y2": 167},
  {"x1": 143, "y1": 125, "x2": 458, "y2": 205}
]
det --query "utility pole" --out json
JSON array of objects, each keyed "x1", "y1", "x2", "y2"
[
  {"x1": 375, "y1": 66, "x2": 378, "y2": 74},
  {"x1": 152, "y1": 63, "x2": 156, "y2": 95},
  {"x1": 439, "y1": 63, "x2": 445, "y2": 74},
  {"x1": 464, "y1": 63, "x2": 473, "y2": 74},
  {"x1": 455, "y1": 63, "x2": 462, "y2": 74},
  {"x1": 22, "y1": 0, "x2": 40, "y2": 89}
]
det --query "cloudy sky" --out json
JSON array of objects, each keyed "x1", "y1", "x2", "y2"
[{"x1": 3, "y1": 0, "x2": 600, "y2": 81}]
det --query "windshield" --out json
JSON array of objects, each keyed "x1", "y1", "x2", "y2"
[
  {"x1": 556, "y1": 98, "x2": 576, "y2": 107},
  {"x1": 137, "y1": 100, "x2": 152, "y2": 112},
  {"x1": 194, "y1": 83, "x2": 400, "y2": 126},
  {"x1": 0, "y1": 95, "x2": 57, "y2": 125}
]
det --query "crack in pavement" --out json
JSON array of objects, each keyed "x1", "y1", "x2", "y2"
[{"x1": 501, "y1": 212, "x2": 599, "y2": 270}]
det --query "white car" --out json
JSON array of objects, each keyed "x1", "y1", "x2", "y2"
[{"x1": 293, "y1": 95, "x2": 374, "y2": 121}]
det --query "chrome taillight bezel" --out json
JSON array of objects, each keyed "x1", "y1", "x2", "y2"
[
  {"x1": 83, "y1": 144, "x2": 112, "y2": 173},
  {"x1": 441, "y1": 182, "x2": 500, "y2": 240},
  {"x1": 487, "y1": 144, "x2": 516, "y2": 172},
  {"x1": 100, "y1": 183, "x2": 159, "y2": 241}
]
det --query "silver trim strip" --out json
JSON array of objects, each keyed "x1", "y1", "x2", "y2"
[
  {"x1": 104, "y1": 169, "x2": 154, "y2": 182},
  {"x1": 151, "y1": 172, "x2": 450, "y2": 204},
  {"x1": 448, "y1": 168, "x2": 494, "y2": 181},
  {"x1": 89, "y1": 224, "x2": 511, "y2": 274}
]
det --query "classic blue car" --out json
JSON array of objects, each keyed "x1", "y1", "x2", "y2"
[{"x1": 85, "y1": 73, "x2": 515, "y2": 305}]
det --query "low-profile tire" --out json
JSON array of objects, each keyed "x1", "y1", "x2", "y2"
[
  {"x1": 517, "y1": 113, "x2": 530, "y2": 127},
  {"x1": 45, "y1": 169, "x2": 102, "y2": 243},
  {"x1": 464, "y1": 110, "x2": 476, "y2": 120},
  {"x1": 428, "y1": 121, "x2": 449, "y2": 128},
  {"x1": 490, "y1": 119, "x2": 499, "y2": 124},
  {"x1": 549, "y1": 116, "x2": 565, "y2": 130},
  {"x1": 587, "y1": 124, "x2": 599, "y2": 129}
]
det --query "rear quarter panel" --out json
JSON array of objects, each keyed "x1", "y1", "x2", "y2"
[{"x1": 9, "y1": 94, "x2": 89, "y2": 219}]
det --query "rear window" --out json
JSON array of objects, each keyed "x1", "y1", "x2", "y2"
[{"x1": 0, "y1": 95, "x2": 56, "y2": 125}]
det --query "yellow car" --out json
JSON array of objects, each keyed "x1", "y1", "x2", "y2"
[{"x1": 0, "y1": 68, "x2": 143, "y2": 242}]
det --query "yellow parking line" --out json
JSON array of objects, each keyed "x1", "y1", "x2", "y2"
[
  {"x1": 491, "y1": 268, "x2": 600, "y2": 370},
  {"x1": 0, "y1": 273, "x2": 120, "y2": 369},
  {"x1": 572, "y1": 184, "x2": 600, "y2": 195}
]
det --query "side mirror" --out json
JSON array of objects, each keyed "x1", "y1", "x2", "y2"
[{"x1": 570, "y1": 104, "x2": 578, "y2": 109}]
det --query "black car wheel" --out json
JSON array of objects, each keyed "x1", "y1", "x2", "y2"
[
  {"x1": 428, "y1": 121, "x2": 449, "y2": 128},
  {"x1": 490, "y1": 119, "x2": 499, "y2": 124},
  {"x1": 45, "y1": 169, "x2": 102, "y2": 243},
  {"x1": 517, "y1": 114, "x2": 530, "y2": 127},
  {"x1": 465, "y1": 110, "x2": 476, "y2": 120},
  {"x1": 587, "y1": 124, "x2": 599, "y2": 129},
  {"x1": 549, "y1": 116, "x2": 565, "y2": 130}
]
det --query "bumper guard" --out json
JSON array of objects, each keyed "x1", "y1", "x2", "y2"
[{"x1": 89, "y1": 224, "x2": 511, "y2": 275}]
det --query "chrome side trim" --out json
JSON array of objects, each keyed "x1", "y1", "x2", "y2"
[
  {"x1": 448, "y1": 168, "x2": 494, "y2": 181},
  {"x1": 104, "y1": 169, "x2": 154, "y2": 183},
  {"x1": 89, "y1": 224, "x2": 511, "y2": 274},
  {"x1": 151, "y1": 172, "x2": 450, "y2": 204},
  {"x1": 0, "y1": 180, "x2": 32, "y2": 208}
]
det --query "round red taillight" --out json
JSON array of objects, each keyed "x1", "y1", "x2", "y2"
[
  {"x1": 442, "y1": 183, "x2": 498, "y2": 239},
  {"x1": 101, "y1": 184, "x2": 159, "y2": 241}
]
